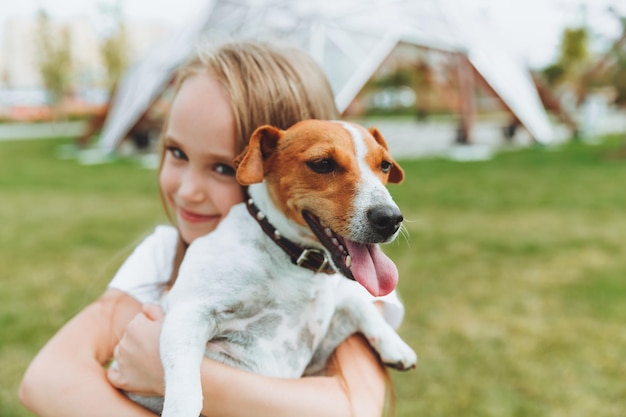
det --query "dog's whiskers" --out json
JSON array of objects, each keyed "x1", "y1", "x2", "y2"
[{"x1": 399, "y1": 224, "x2": 411, "y2": 245}]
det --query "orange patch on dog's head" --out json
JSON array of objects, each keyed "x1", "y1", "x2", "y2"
[
  {"x1": 275, "y1": 121, "x2": 359, "y2": 231},
  {"x1": 235, "y1": 120, "x2": 403, "y2": 234},
  {"x1": 364, "y1": 126, "x2": 404, "y2": 184}
]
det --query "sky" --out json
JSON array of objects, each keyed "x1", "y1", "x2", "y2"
[{"x1": 1, "y1": 0, "x2": 625, "y2": 69}]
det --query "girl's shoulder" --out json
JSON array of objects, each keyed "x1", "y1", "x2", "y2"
[
  {"x1": 108, "y1": 225, "x2": 179, "y2": 304},
  {"x1": 132, "y1": 225, "x2": 179, "y2": 264},
  {"x1": 151, "y1": 224, "x2": 179, "y2": 247}
]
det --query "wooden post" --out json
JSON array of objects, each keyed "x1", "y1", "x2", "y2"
[{"x1": 456, "y1": 53, "x2": 476, "y2": 144}]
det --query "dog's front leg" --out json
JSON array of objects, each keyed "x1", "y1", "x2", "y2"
[
  {"x1": 331, "y1": 298, "x2": 417, "y2": 371},
  {"x1": 160, "y1": 302, "x2": 215, "y2": 417}
]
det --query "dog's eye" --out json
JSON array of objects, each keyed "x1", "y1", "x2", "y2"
[
  {"x1": 381, "y1": 161, "x2": 392, "y2": 173},
  {"x1": 307, "y1": 158, "x2": 336, "y2": 174}
]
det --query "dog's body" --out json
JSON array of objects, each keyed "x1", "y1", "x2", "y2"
[{"x1": 133, "y1": 120, "x2": 416, "y2": 417}]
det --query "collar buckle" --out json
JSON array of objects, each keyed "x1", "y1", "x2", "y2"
[{"x1": 296, "y1": 248, "x2": 330, "y2": 272}]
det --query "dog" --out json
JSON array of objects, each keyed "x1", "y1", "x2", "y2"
[{"x1": 132, "y1": 120, "x2": 417, "y2": 416}]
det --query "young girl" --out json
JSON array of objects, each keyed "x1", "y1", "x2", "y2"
[{"x1": 19, "y1": 40, "x2": 405, "y2": 417}]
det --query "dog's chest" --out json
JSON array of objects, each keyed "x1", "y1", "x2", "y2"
[
  {"x1": 204, "y1": 278, "x2": 336, "y2": 378},
  {"x1": 169, "y1": 204, "x2": 341, "y2": 378}
]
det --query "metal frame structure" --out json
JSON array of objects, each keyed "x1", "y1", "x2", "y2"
[{"x1": 96, "y1": 0, "x2": 555, "y2": 153}]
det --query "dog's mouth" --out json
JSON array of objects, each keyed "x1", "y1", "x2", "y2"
[{"x1": 302, "y1": 210, "x2": 398, "y2": 297}]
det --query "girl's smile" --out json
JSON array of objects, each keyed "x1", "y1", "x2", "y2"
[{"x1": 176, "y1": 207, "x2": 220, "y2": 224}]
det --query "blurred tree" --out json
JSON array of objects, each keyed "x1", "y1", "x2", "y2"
[
  {"x1": 561, "y1": 27, "x2": 589, "y2": 67},
  {"x1": 34, "y1": 10, "x2": 73, "y2": 108},
  {"x1": 413, "y1": 60, "x2": 433, "y2": 121},
  {"x1": 369, "y1": 69, "x2": 413, "y2": 89},
  {"x1": 609, "y1": 11, "x2": 626, "y2": 106},
  {"x1": 585, "y1": 10, "x2": 626, "y2": 106},
  {"x1": 99, "y1": 1, "x2": 129, "y2": 92},
  {"x1": 540, "y1": 26, "x2": 590, "y2": 101},
  {"x1": 613, "y1": 51, "x2": 626, "y2": 106},
  {"x1": 541, "y1": 63, "x2": 566, "y2": 86}
]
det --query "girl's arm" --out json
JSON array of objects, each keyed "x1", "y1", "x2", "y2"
[
  {"x1": 110, "y1": 304, "x2": 388, "y2": 417},
  {"x1": 197, "y1": 333, "x2": 387, "y2": 417},
  {"x1": 19, "y1": 289, "x2": 158, "y2": 417}
]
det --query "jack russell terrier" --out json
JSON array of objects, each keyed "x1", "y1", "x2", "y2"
[{"x1": 130, "y1": 119, "x2": 417, "y2": 416}]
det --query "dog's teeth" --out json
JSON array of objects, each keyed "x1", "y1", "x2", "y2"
[
  {"x1": 338, "y1": 245, "x2": 344, "y2": 252},
  {"x1": 325, "y1": 228, "x2": 332, "y2": 237},
  {"x1": 332, "y1": 238, "x2": 339, "y2": 246},
  {"x1": 346, "y1": 255, "x2": 352, "y2": 268}
]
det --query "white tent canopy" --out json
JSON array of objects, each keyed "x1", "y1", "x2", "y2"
[{"x1": 96, "y1": 0, "x2": 554, "y2": 153}]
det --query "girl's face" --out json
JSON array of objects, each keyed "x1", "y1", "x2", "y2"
[{"x1": 159, "y1": 74, "x2": 244, "y2": 244}]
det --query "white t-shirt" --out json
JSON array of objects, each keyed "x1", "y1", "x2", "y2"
[{"x1": 108, "y1": 225, "x2": 405, "y2": 329}]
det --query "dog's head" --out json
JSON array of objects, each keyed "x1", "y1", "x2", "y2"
[{"x1": 235, "y1": 120, "x2": 404, "y2": 296}]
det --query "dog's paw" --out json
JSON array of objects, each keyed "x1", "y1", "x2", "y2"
[
  {"x1": 371, "y1": 335, "x2": 417, "y2": 371},
  {"x1": 385, "y1": 354, "x2": 417, "y2": 371}
]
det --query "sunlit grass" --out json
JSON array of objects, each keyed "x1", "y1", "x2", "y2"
[
  {"x1": 387, "y1": 136, "x2": 626, "y2": 417},
  {"x1": 2, "y1": 135, "x2": 626, "y2": 416},
  {"x1": 1, "y1": 138, "x2": 165, "y2": 416}
]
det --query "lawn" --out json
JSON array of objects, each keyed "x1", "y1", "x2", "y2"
[{"x1": 2, "y1": 134, "x2": 626, "y2": 417}]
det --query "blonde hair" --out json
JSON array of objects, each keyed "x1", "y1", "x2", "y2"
[
  {"x1": 161, "y1": 40, "x2": 339, "y2": 160},
  {"x1": 160, "y1": 40, "x2": 340, "y2": 285}
]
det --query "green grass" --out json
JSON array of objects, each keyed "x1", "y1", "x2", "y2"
[{"x1": 3, "y1": 135, "x2": 626, "y2": 416}]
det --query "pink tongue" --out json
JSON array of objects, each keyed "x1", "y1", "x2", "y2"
[{"x1": 345, "y1": 241, "x2": 398, "y2": 296}]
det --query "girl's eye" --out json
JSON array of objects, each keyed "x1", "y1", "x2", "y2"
[
  {"x1": 215, "y1": 163, "x2": 236, "y2": 177},
  {"x1": 166, "y1": 146, "x2": 188, "y2": 161}
]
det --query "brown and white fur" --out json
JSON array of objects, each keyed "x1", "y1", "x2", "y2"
[{"x1": 145, "y1": 120, "x2": 416, "y2": 417}]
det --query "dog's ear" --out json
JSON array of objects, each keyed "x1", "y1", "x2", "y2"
[
  {"x1": 368, "y1": 127, "x2": 404, "y2": 184},
  {"x1": 236, "y1": 125, "x2": 282, "y2": 185}
]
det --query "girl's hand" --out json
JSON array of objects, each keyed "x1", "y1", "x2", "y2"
[{"x1": 107, "y1": 304, "x2": 166, "y2": 396}]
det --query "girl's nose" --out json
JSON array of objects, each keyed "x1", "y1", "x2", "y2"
[{"x1": 178, "y1": 169, "x2": 206, "y2": 202}]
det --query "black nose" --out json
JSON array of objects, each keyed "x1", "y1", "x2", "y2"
[{"x1": 367, "y1": 206, "x2": 403, "y2": 238}]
